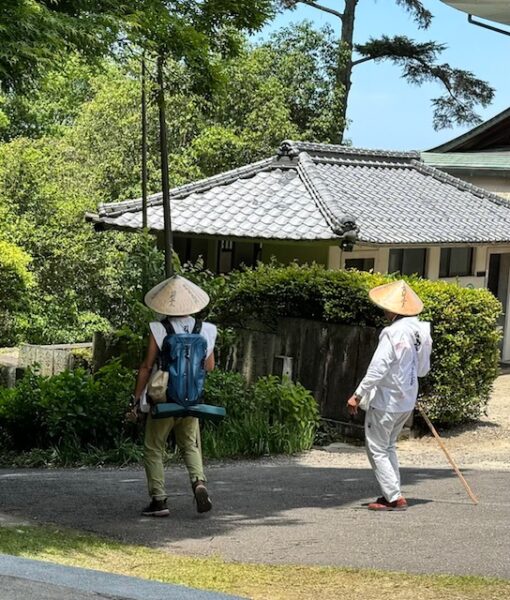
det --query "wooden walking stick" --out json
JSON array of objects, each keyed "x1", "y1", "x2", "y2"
[{"x1": 417, "y1": 403, "x2": 478, "y2": 505}]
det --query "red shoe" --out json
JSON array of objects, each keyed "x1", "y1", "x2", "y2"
[{"x1": 368, "y1": 496, "x2": 408, "y2": 511}]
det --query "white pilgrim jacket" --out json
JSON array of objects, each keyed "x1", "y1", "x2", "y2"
[{"x1": 355, "y1": 316, "x2": 432, "y2": 413}]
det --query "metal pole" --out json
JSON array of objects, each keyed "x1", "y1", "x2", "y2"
[
  {"x1": 141, "y1": 55, "x2": 148, "y2": 230},
  {"x1": 157, "y1": 52, "x2": 174, "y2": 278},
  {"x1": 468, "y1": 14, "x2": 510, "y2": 37}
]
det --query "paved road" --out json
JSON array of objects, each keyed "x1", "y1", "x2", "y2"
[
  {"x1": 1, "y1": 456, "x2": 509, "y2": 579},
  {"x1": 0, "y1": 554, "x2": 243, "y2": 600}
]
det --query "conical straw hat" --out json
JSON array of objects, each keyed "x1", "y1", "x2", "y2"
[
  {"x1": 144, "y1": 275, "x2": 210, "y2": 316},
  {"x1": 368, "y1": 280, "x2": 423, "y2": 316}
]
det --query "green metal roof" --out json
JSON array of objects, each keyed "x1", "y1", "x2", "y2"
[{"x1": 422, "y1": 151, "x2": 510, "y2": 171}]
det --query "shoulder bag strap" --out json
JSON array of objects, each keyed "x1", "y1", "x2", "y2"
[{"x1": 161, "y1": 317, "x2": 175, "y2": 336}]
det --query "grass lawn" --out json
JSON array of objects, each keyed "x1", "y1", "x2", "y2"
[{"x1": 0, "y1": 524, "x2": 508, "y2": 600}]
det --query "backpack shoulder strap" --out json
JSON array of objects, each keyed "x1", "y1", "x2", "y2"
[
  {"x1": 161, "y1": 318, "x2": 175, "y2": 336},
  {"x1": 192, "y1": 319, "x2": 202, "y2": 334}
]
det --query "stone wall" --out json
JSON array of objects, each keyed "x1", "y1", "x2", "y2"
[
  {"x1": 19, "y1": 343, "x2": 92, "y2": 376},
  {"x1": 0, "y1": 343, "x2": 92, "y2": 386}
]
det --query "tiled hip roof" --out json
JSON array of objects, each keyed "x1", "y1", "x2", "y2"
[{"x1": 86, "y1": 141, "x2": 510, "y2": 246}]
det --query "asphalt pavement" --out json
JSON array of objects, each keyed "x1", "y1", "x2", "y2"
[
  {"x1": 1, "y1": 455, "x2": 509, "y2": 580},
  {"x1": 0, "y1": 553, "x2": 244, "y2": 600}
]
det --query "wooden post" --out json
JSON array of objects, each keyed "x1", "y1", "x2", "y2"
[
  {"x1": 156, "y1": 52, "x2": 174, "y2": 278},
  {"x1": 141, "y1": 56, "x2": 148, "y2": 230}
]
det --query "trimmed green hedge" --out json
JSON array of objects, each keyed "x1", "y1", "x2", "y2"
[{"x1": 211, "y1": 263, "x2": 501, "y2": 425}]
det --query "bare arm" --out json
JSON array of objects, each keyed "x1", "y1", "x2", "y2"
[
  {"x1": 134, "y1": 333, "x2": 159, "y2": 400},
  {"x1": 205, "y1": 352, "x2": 215, "y2": 372}
]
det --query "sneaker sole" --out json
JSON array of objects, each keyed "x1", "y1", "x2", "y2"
[
  {"x1": 194, "y1": 486, "x2": 212, "y2": 514},
  {"x1": 142, "y1": 509, "x2": 170, "y2": 517},
  {"x1": 368, "y1": 505, "x2": 408, "y2": 511}
]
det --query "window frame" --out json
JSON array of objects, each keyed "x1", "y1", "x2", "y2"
[
  {"x1": 439, "y1": 247, "x2": 474, "y2": 278},
  {"x1": 388, "y1": 248, "x2": 427, "y2": 278},
  {"x1": 344, "y1": 257, "x2": 375, "y2": 272}
]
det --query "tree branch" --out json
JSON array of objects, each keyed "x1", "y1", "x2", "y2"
[
  {"x1": 395, "y1": 0, "x2": 432, "y2": 29},
  {"x1": 301, "y1": 1, "x2": 343, "y2": 19},
  {"x1": 351, "y1": 56, "x2": 374, "y2": 67},
  {"x1": 280, "y1": 0, "x2": 343, "y2": 19},
  {"x1": 353, "y1": 35, "x2": 494, "y2": 129}
]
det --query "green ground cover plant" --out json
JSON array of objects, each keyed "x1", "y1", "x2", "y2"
[
  {"x1": 0, "y1": 360, "x2": 135, "y2": 457},
  {"x1": 202, "y1": 371, "x2": 319, "y2": 457}
]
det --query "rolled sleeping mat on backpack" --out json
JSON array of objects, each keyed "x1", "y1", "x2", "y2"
[
  {"x1": 151, "y1": 403, "x2": 188, "y2": 419},
  {"x1": 188, "y1": 404, "x2": 226, "y2": 423},
  {"x1": 151, "y1": 402, "x2": 226, "y2": 423}
]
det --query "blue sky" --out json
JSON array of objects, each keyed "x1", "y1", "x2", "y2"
[{"x1": 257, "y1": 1, "x2": 509, "y2": 151}]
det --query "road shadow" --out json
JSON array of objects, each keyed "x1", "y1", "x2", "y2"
[{"x1": 0, "y1": 461, "x2": 455, "y2": 549}]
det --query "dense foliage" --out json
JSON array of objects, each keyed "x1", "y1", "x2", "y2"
[
  {"x1": 0, "y1": 1, "x2": 274, "y2": 93},
  {"x1": 210, "y1": 263, "x2": 501, "y2": 425},
  {"x1": 0, "y1": 23, "x2": 342, "y2": 347},
  {"x1": 0, "y1": 361, "x2": 134, "y2": 453},
  {"x1": 0, "y1": 365, "x2": 318, "y2": 464},
  {"x1": 0, "y1": 239, "x2": 33, "y2": 344},
  {"x1": 202, "y1": 370, "x2": 319, "y2": 457}
]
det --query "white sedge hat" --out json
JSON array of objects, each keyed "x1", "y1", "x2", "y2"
[
  {"x1": 144, "y1": 275, "x2": 210, "y2": 316},
  {"x1": 368, "y1": 280, "x2": 424, "y2": 316}
]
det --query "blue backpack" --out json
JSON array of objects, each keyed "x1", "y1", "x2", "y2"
[
  {"x1": 160, "y1": 318, "x2": 207, "y2": 406},
  {"x1": 151, "y1": 319, "x2": 226, "y2": 423}
]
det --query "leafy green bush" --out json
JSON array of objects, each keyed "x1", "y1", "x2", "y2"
[
  {"x1": 0, "y1": 364, "x2": 318, "y2": 463},
  {"x1": 0, "y1": 239, "x2": 33, "y2": 345},
  {"x1": 0, "y1": 360, "x2": 135, "y2": 452},
  {"x1": 201, "y1": 370, "x2": 319, "y2": 457},
  {"x1": 213, "y1": 263, "x2": 501, "y2": 425}
]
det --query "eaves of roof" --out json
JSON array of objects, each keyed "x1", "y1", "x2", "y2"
[{"x1": 428, "y1": 107, "x2": 510, "y2": 153}]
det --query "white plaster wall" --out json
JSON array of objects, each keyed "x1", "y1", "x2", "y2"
[{"x1": 461, "y1": 175, "x2": 510, "y2": 200}]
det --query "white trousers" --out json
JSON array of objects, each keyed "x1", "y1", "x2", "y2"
[{"x1": 364, "y1": 407, "x2": 413, "y2": 503}]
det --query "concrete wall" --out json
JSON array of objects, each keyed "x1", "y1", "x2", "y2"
[{"x1": 19, "y1": 343, "x2": 92, "y2": 377}]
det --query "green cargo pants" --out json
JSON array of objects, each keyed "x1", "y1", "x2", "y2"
[{"x1": 143, "y1": 413, "x2": 206, "y2": 501}]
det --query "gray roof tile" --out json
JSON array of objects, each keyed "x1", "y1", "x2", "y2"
[{"x1": 85, "y1": 141, "x2": 510, "y2": 245}]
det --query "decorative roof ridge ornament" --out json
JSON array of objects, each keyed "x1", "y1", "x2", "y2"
[
  {"x1": 297, "y1": 152, "x2": 359, "y2": 250},
  {"x1": 277, "y1": 140, "x2": 300, "y2": 159}
]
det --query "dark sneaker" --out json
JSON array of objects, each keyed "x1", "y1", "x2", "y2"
[
  {"x1": 368, "y1": 496, "x2": 408, "y2": 511},
  {"x1": 141, "y1": 498, "x2": 170, "y2": 517},
  {"x1": 193, "y1": 481, "x2": 212, "y2": 514}
]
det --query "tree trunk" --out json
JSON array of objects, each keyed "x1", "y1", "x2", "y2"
[{"x1": 335, "y1": 0, "x2": 358, "y2": 144}]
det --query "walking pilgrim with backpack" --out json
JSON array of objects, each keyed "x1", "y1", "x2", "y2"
[
  {"x1": 346, "y1": 280, "x2": 432, "y2": 511},
  {"x1": 131, "y1": 275, "x2": 217, "y2": 517}
]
